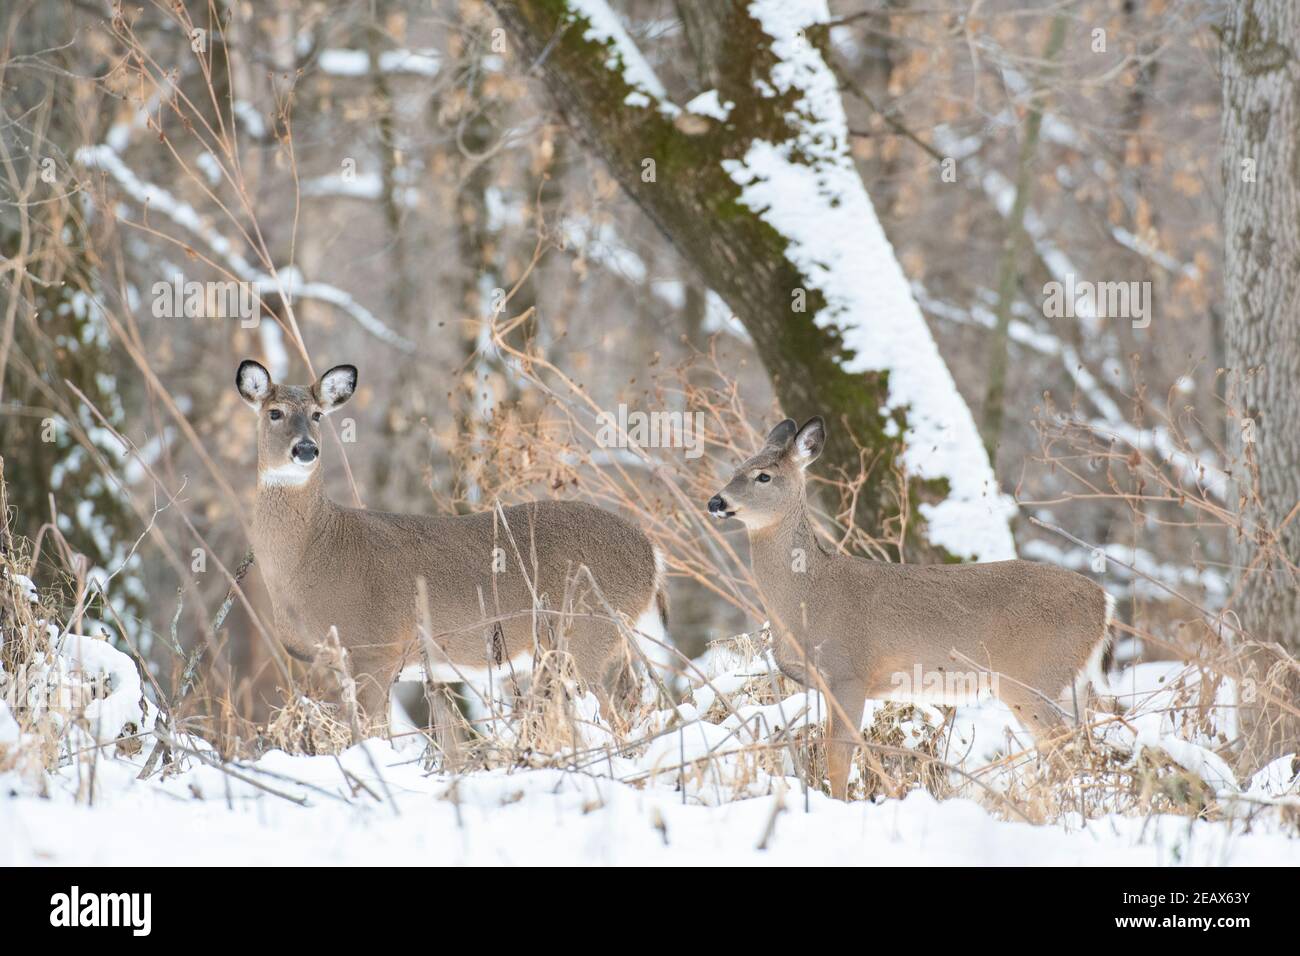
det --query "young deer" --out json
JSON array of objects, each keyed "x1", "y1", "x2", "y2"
[
  {"x1": 236, "y1": 360, "x2": 667, "y2": 724},
  {"x1": 708, "y1": 417, "x2": 1113, "y2": 799}
]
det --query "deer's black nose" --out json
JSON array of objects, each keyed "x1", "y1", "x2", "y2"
[
  {"x1": 291, "y1": 440, "x2": 319, "y2": 464},
  {"x1": 708, "y1": 494, "x2": 735, "y2": 518}
]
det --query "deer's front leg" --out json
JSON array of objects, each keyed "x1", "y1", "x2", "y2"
[
  {"x1": 823, "y1": 680, "x2": 867, "y2": 800},
  {"x1": 344, "y1": 645, "x2": 402, "y2": 733},
  {"x1": 270, "y1": 600, "x2": 318, "y2": 665}
]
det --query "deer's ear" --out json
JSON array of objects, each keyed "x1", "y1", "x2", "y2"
[
  {"x1": 764, "y1": 418, "x2": 798, "y2": 450},
  {"x1": 791, "y1": 417, "x2": 825, "y2": 466},
  {"x1": 314, "y1": 364, "x2": 357, "y2": 413},
  {"x1": 236, "y1": 360, "x2": 272, "y2": 409}
]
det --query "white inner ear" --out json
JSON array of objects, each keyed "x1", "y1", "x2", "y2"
[
  {"x1": 318, "y1": 370, "x2": 354, "y2": 409},
  {"x1": 239, "y1": 365, "x2": 271, "y2": 408},
  {"x1": 794, "y1": 429, "x2": 820, "y2": 462}
]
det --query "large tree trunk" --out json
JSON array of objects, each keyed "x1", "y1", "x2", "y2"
[
  {"x1": 1221, "y1": 0, "x2": 1300, "y2": 769},
  {"x1": 485, "y1": 0, "x2": 1014, "y2": 563}
]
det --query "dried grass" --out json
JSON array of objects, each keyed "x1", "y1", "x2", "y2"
[
  {"x1": 0, "y1": 5, "x2": 1292, "y2": 833},
  {"x1": 263, "y1": 696, "x2": 354, "y2": 756}
]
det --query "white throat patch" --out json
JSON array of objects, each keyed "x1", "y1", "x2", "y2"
[{"x1": 259, "y1": 462, "x2": 315, "y2": 487}]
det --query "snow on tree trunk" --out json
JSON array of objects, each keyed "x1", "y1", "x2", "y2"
[
  {"x1": 486, "y1": 0, "x2": 1015, "y2": 562},
  {"x1": 724, "y1": 0, "x2": 1015, "y2": 562},
  {"x1": 1221, "y1": 0, "x2": 1300, "y2": 768}
]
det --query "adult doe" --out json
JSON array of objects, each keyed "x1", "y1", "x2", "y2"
[
  {"x1": 708, "y1": 417, "x2": 1113, "y2": 799},
  {"x1": 236, "y1": 360, "x2": 667, "y2": 723}
]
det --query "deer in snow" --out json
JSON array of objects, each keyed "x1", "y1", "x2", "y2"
[
  {"x1": 708, "y1": 417, "x2": 1113, "y2": 800},
  {"x1": 236, "y1": 360, "x2": 668, "y2": 725}
]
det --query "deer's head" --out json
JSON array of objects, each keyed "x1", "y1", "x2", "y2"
[
  {"x1": 708, "y1": 417, "x2": 825, "y2": 530},
  {"x1": 236, "y1": 360, "x2": 357, "y2": 486}
]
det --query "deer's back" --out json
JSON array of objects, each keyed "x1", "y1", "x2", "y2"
[
  {"x1": 281, "y1": 499, "x2": 658, "y2": 660},
  {"x1": 795, "y1": 558, "x2": 1106, "y2": 687}
]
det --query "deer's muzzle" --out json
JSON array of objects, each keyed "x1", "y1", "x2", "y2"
[
  {"x1": 707, "y1": 494, "x2": 735, "y2": 519},
  {"x1": 291, "y1": 440, "x2": 319, "y2": 464}
]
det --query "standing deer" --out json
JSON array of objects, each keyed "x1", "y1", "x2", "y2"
[
  {"x1": 236, "y1": 360, "x2": 667, "y2": 725},
  {"x1": 708, "y1": 417, "x2": 1113, "y2": 800}
]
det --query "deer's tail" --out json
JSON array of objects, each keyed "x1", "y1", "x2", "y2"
[
  {"x1": 1072, "y1": 591, "x2": 1116, "y2": 718},
  {"x1": 652, "y1": 545, "x2": 669, "y2": 630}
]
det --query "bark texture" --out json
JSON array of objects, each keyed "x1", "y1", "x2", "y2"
[
  {"x1": 1221, "y1": 0, "x2": 1300, "y2": 769},
  {"x1": 485, "y1": 0, "x2": 952, "y2": 558}
]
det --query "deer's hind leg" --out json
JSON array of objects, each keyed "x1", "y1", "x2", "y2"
[
  {"x1": 998, "y1": 681, "x2": 1069, "y2": 751},
  {"x1": 562, "y1": 616, "x2": 638, "y2": 722}
]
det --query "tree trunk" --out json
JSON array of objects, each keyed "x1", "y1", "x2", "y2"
[
  {"x1": 484, "y1": 0, "x2": 1014, "y2": 562},
  {"x1": 981, "y1": 13, "x2": 1067, "y2": 465},
  {"x1": 1221, "y1": 0, "x2": 1300, "y2": 769}
]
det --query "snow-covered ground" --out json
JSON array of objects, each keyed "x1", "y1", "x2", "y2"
[
  {"x1": 3, "y1": 618, "x2": 1297, "y2": 866},
  {"x1": 4, "y1": 740, "x2": 1293, "y2": 866}
]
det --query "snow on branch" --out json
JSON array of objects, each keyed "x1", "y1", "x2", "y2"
[
  {"x1": 560, "y1": 215, "x2": 751, "y2": 341},
  {"x1": 567, "y1": 0, "x2": 677, "y2": 111},
  {"x1": 927, "y1": 129, "x2": 1227, "y2": 503},
  {"x1": 75, "y1": 144, "x2": 416, "y2": 354},
  {"x1": 318, "y1": 48, "x2": 441, "y2": 78}
]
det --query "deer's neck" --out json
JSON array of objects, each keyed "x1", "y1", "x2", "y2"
[
  {"x1": 252, "y1": 471, "x2": 331, "y2": 575},
  {"x1": 747, "y1": 498, "x2": 829, "y2": 614}
]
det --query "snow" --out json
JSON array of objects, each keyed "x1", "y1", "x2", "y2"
[
  {"x1": 12, "y1": 0, "x2": 1294, "y2": 867},
  {"x1": 568, "y1": 0, "x2": 677, "y2": 115},
  {"x1": 6, "y1": 571, "x2": 38, "y2": 605},
  {"x1": 509, "y1": 1, "x2": 1013, "y2": 561},
  {"x1": 4, "y1": 736, "x2": 1294, "y2": 865},
  {"x1": 195, "y1": 151, "x2": 222, "y2": 186},
  {"x1": 719, "y1": 1, "x2": 1016, "y2": 561},
  {"x1": 0, "y1": 703, "x2": 17, "y2": 746},
  {"x1": 702, "y1": 290, "x2": 751, "y2": 339},
  {"x1": 1141, "y1": 732, "x2": 1239, "y2": 794},
  {"x1": 301, "y1": 171, "x2": 382, "y2": 199},
  {"x1": 684, "y1": 90, "x2": 733, "y2": 121},
  {"x1": 562, "y1": 216, "x2": 652, "y2": 285},
  {"x1": 3, "y1": 625, "x2": 147, "y2": 756},
  {"x1": 318, "y1": 48, "x2": 441, "y2": 78},
  {"x1": 231, "y1": 101, "x2": 266, "y2": 139},
  {"x1": 300, "y1": 170, "x2": 421, "y2": 208},
  {"x1": 912, "y1": 155, "x2": 1229, "y2": 509},
  {"x1": 1020, "y1": 538, "x2": 1227, "y2": 603},
  {"x1": 560, "y1": 216, "x2": 751, "y2": 342},
  {"x1": 484, "y1": 186, "x2": 525, "y2": 232},
  {"x1": 1112, "y1": 226, "x2": 1201, "y2": 280},
  {"x1": 76, "y1": 144, "x2": 416, "y2": 354},
  {"x1": 53, "y1": 634, "x2": 145, "y2": 745},
  {"x1": 4, "y1": 620, "x2": 1295, "y2": 865},
  {"x1": 120, "y1": 426, "x2": 176, "y2": 486},
  {"x1": 258, "y1": 317, "x2": 291, "y2": 381},
  {"x1": 1249, "y1": 755, "x2": 1300, "y2": 798}
]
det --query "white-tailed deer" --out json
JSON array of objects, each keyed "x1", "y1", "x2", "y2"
[
  {"x1": 708, "y1": 417, "x2": 1113, "y2": 799},
  {"x1": 236, "y1": 360, "x2": 667, "y2": 724}
]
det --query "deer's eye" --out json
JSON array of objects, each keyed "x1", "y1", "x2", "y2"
[
  {"x1": 755, "y1": 472, "x2": 771, "y2": 483},
  {"x1": 268, "y1": 409, "x2": 283, "y2": 421},
  {"x1": 311, "y1": 411, "x2": 322, "y2": 423}
]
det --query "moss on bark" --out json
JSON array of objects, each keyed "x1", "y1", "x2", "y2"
[{"x1": 488, "y1": 0, "x2": 957, "y2": 559}]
